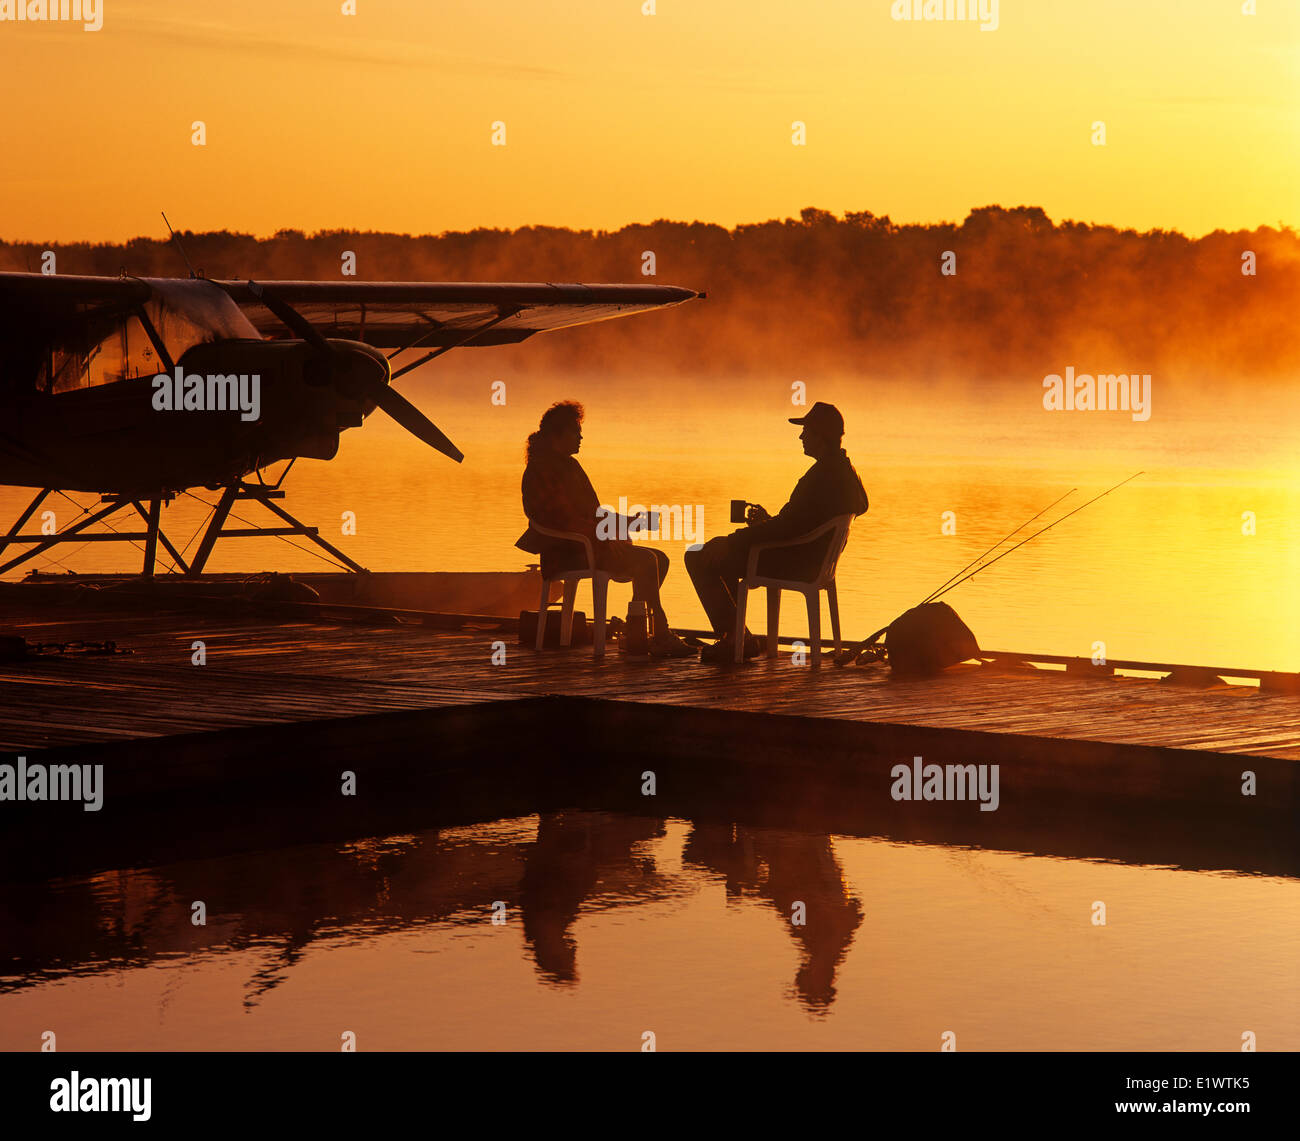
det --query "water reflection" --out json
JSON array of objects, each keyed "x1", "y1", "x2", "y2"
[
  {"x1": 684, "y1": 824, "x2": 862, "y2": 1010},
  {"x1": 3, "y1": 809, "x2": 1297, "y2": 1051},
  {"x1": 520, "y1": 813, "x2": 671, "y2": 983},
  {"x1": 0, "y1": 812, "x2": 869, "y2": 1013}
]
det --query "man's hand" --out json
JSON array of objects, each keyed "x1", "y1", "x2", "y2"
[{"x1": 745, "y1": 504, "x2": 771, "y2": 525}]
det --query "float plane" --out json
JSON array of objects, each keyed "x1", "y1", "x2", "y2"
[{"x1": 0, "y1": 272, "x2": 700, "y2": 574}]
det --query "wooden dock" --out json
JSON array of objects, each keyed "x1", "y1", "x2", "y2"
[
  {"x1": 2, "y1": 595, "x2": 1298, "y2": 758},
  {"x1": 0, "y1": 588, "x2": 1296, "y2": 880}
]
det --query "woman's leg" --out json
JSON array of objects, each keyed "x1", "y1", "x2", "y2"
[
  {"x1": 599, "y1": 542, "x2": 686, "y2": 644},
  {"x1": 629, "y1": 547, "x2": 672, "y2": 631}
]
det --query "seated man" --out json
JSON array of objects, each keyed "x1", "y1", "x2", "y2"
[
  {"x1": 685, "y1": 402, "x2": 868, "y2": 663},
  {"x1": 516, "y1": 400, "x2": 693, "y2": 657}
]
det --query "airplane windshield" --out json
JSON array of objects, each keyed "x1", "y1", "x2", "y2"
[
  {"x1": 41, "y1": 279, "x2": 260, "y2": 394},
  {"x1": 142, "y1": 279, "x2": 260, "y2": 361}
]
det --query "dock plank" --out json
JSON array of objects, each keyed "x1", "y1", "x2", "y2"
[{"x1": 1, "y1": 600, "x2": 1298, "y2": 758}]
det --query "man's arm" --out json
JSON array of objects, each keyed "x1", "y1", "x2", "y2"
[{"x1": 742, "y1": 467, "x2": 825, "y2": 542}]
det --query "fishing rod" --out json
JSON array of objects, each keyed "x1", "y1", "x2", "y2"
[
  {"x1": 918, "y1": 486, "x2": 1077, "y2": 607},
  {"x1": 928, "y1": 469, "x2": 1143, "y2": 602},
  {"x1": 846, "y1": 471, "x2": 1143, "y2": 658}
]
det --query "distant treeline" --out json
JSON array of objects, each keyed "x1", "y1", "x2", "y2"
[{"x1": 4, "y1": 206, "x2": 1297, "y2": 381}]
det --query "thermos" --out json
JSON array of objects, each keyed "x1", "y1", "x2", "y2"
[{"x1": 624, "y1": 600, "x2": 649, "y2": 654}]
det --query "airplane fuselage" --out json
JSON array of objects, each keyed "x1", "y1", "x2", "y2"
[{"x1": 0, "y1": 338, "x2": 385, "y2": 495}]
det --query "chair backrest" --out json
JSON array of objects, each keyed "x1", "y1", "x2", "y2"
[
  {"x1": 813, "y1": 513, "x2": 855, "y2": 586},
  {"x1": 750, "y1": 512, "x2": 855, "y2": 587},
  {"x1": 526, "y1": 517, "x2": 596, "y2": 572}
]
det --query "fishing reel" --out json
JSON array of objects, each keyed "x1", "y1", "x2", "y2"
[{"x1": 833, "y1": 634, "x2": 886, "y2": 667}]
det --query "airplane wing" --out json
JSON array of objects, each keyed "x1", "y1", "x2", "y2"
[
  {"x1": 0, "y1": 272, "x2": 152, "y2": 303},
  {"x1": 0, "y1": 272, "x2": 152, "y2": 335},
  {"x1": 212, "y1": 281, "x2": 702, "y2": 350}
]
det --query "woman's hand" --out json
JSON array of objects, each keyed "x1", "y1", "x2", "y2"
[{"x1": 745, "y1": 504, "x2": 771, "y2": 525}]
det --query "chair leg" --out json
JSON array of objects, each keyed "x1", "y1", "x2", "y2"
[
  {"x1": 734, "y1": 583, "x2": 750, "y2": 664},
  {"x1": 592, "y1": 576, "x2": 608, "y2": 657},
  {"x1": 827, "y1": 581, "x2": 842, "y2": 657},
  {"x1": 560, "y1": 580, "x2": 578, "y2": 647},
  {"x1": 766, "y1": 587, "x2": 780, "y2": 658},
  {"x1": 536, "y1": 577, "x2": 550, "y2": 650},
  {"x1": 806, "y1": 589, "x2": 822, "y2": 667}
]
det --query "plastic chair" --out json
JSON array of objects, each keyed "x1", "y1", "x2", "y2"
[
  {"x1": 733, "y1": 513, "x2": 854, "y2": 666},
  {"x1": 528, "y1": 519, "x2": 623, "y2": 656}
]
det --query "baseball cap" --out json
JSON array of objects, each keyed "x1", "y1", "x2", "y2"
[{"x1": 788, "y1": 401, "x2": 845, "y2": 437}]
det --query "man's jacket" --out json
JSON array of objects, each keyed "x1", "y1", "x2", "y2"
[{"x1": 741, "y1": 448, "x2": 868, "y2": 580}]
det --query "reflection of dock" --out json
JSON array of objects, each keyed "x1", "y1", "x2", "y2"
[{"x1": 0, "y1": 584, "x2": 1297, "y2": 878}]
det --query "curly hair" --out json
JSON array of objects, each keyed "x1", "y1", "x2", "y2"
[{"x1": 525, "y1": 400, "x2": 584, "y2": 462}]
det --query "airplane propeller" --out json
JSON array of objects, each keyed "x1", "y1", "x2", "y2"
[{"x1": 246, "y1": 280, "x2": 464, "y2": 463}]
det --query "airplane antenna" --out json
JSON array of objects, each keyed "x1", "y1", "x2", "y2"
[{"x1": 161, "y1": 211, "x2": 197, "y2": 278}]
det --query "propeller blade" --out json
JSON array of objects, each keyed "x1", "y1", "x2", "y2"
[
  {"x1": 248, "y1": 280, "x2": 463, "y2": 462},
  {"x1": 372, "y1": 384, "x2": 464, "y2": 463},
  {"x1": 247, "y1": 280, "x2": 334, "y2": 359}
]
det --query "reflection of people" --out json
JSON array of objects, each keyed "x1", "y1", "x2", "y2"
[
  {"x1": 519, "y1": 812, "x2": 667, "y2": 983},
  {"x1": 683, "y1": 822, "x2": 863, "y2": 1010},
  {"x1": 516, "y1": 400, "x2": 692, "y2": 656},
  {"x1": 685, "y1": 402, "x2": 868, "y2": 662}
]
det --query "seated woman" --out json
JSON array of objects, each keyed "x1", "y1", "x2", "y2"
[{"x1": 516, "y1": 400, "x2": 693, "y2": 657}]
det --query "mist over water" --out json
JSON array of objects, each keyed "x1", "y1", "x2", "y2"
[{"x1": 7, "y1": 208, "x2": 1299, "y2": 382}]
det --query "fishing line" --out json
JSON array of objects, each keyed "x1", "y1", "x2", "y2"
[
  {"x1": 926, "y1": 470, "x2": 1143, "y2": 603},
  {"x1": 848, "y1": 471, "x2": 1144, "y2": 657},
  {"x1": 919, "y1": 486, "x2": 1077, "y2": 606}
]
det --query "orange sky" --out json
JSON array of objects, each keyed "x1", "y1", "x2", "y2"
[{"x1": 0, "y1": 0, "x2": 1296, "y2": 241}]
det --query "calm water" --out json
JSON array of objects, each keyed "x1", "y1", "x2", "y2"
[
  {"x1": 4, "y1": 371, "x2": 1297, "y2": 669},
  {"x1": 1, "y1": 812, "x2": 1296, "y2": 1051}
]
